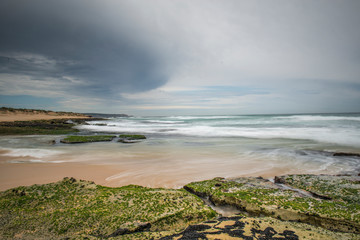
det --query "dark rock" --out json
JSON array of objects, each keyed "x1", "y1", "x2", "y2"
[
  {"x1": 333, "y1": 152, "x2": 360, "y2": 157},
  {"x1": 274, "y1": 176, "x2": 286, "y2": 184},
  {"x1": 118, "y1": 139, "x2": 141, "y2": 144},
  {"x1": 63, "y1": 177, "x2": 76, "y2": 184}
]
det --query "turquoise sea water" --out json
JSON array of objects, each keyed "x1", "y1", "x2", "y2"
[
  {"x1": 81, "y1": 113, "x2": 360, "y2": 148},
  {"x1": 1, "y1": 113, "x2": 360, "y2": 188}
]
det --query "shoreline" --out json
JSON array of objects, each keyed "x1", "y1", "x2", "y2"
[
  {"x1": 0, "y1": 161, "x2": 120, "y2": 191},
  {"x1": 1, "y1": 110, "x2": 359, "y2": 238},
  {"x1": 0, "y1": 153, "x2": 348, "y2": 191},
  {"x1": 0, "y1": 113, "x2": 91, "y2": 122}
]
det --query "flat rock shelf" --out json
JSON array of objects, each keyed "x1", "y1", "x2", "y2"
[{"x1": 1, "y1": 175, "x2": 359, "y2": 239}]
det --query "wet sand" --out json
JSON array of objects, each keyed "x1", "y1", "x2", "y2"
[
  {"x1": 0, "y1": 152, "x2": 300, "y2": 191},
  {"x1": 0, "y1": 161, "x2": 121, "y2": 191},
  {"x1": 1, "y1": 134, "x2": 356, "y2": 191}
]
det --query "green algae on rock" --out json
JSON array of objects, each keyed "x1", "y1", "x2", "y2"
[
  {"x1": 119, "y1": 134, "x2": 146, "y2": 140},
  {"x1": 0, "y1": 178, "x2": 216, "y2": 239},
  {"x1": 160, "y1": 215, "x2": 358, "y2": 240},
  {"x1": 60, "y1": 135, "x2": 116, "y2": 143},
  {"x1": 184, "y1": 175, "x2": 360, "y2": 234},
  {"x1": 118, "y1": 134, "x2": 147, "y2": 144},
  {"x1": 0, "y1": 118, "x2": 103, "y2": 135},
  {"x1": 0, "y1": 119, "x2": 80, "y2": 135}
]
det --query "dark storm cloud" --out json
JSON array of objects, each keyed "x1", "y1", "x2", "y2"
[
  {"x1": 1, "y1": 0, "x2": 359, "y2": 114},
  {"x1": 0, "y1": 0, "x2": 167, "y2": 97}
]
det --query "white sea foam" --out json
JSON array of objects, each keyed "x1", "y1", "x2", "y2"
[
  {"x1": 167, "y1": 115, "x2": 237, "y2": 120},
  {"x1": 0, "y1": 148, "x2": 63, "y2": 158},
  {"x1": 77, "y1": 113, "x2": 360, "y2": 148},
  {"x1": 143, "y1": 120, "x2": 184, "y2": 124},
  {"x1": 274, "y1": 115, "x2": 360, "y2": 121}
]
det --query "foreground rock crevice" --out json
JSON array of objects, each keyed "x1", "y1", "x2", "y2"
[{"x1": 184, "y1": 175, "x2": 360, "y2": 235}]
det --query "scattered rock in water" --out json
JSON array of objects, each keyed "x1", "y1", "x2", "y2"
[
  {"x1": 333, "y1": 152, "x2": 360, "y2": 158},
  {"x1": 118, "y1": 139, "x2": 141, "y2": 144},
  {"x1": 118, "y1": 134, "x2": 146, "y2": 144},
  {"x1": 60, "y1": 135, "x2": 116, "y2": 143},
  {"x1": 119, "y1": 134, "x2": 146, "y2": 140}
]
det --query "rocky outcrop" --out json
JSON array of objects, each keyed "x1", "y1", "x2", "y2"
[
  {"x1": 60, "y1": 135, "x2": 116, "y2": 143},
  {"x1": 161, "y1": 215, "x2": 357, "y2": 240},
  {"x1": 333, "y1": 152, "x2": 360, "y2": 157},
  {"x1": 0, "y1": 178, "x2": 216, "y2": 239},
  {"x1": 184, "y1": 175, "x2": 360, "y2": 234},
  {"x1": 118, "y1": 134, "x2": 146, "y2": 144},
  {"x1": 0, "y1": 118, "x2": 104, "y2": 135}
]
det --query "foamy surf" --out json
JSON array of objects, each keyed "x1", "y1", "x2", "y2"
[
  {"x1": 0, "y1": 147, "x2": 64, "y2": 163},
  {"x1": 78, "y1": 113, "x2": 360, "y2": 147},
  {"x1": 1, "y1": 113, "x2": 360, "y2": 190}
]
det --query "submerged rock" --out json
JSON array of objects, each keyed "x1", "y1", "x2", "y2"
[
  {"x1": 333, "y1": 152, "x2": 360, "y2": 158},
  {"x1": 60, "y1": 135, "x2": 116, "y2": 143},
  {"x1": 118, "y1": 134, "x2": 146, "y2": 144}
]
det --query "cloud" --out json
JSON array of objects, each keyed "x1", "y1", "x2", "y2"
[
  {"x1": 0, "y1": 0, "x2": 167, "y2": 99},
  {"x1": 0, "y1": 0, "x2": 359, "y2": 114}
]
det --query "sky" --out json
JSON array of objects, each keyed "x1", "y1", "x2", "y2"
[{"x1": 0, "y1": 0, "x2": 360, "y2": 116}]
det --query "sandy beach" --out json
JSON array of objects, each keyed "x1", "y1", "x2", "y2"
[
  {"x1": 0, "y1": 112, "x2": 90, "y2": 122},
  {"x1": 0, "y1": 161, "x2": 120, "y2": 191},
  {"x1": 1, "y1": 112, "x2": 359, "y2": 191}
]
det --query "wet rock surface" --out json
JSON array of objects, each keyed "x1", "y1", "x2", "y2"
[
  {"x1": 0, "y1": 178, "x2": 215, "y2": 239},
  {"x1": 160, "y1": 215, "x2": 357, "y2": 240},
  {"x1": 185, "y1": 174, "x2": 360, "y2": 234},
  {"x1": 0, "y1": 118, "x2": 104, "y2": 135},
  {"x1": 1, "y1": 175, "x2": 359, "y2": 239},
  {"x1": 60, "y1": 135, "x2": 116, "y2": 143}
]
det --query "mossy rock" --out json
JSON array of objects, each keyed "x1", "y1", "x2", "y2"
[
  {"x1": 0, "y1": 178, "x2": 216, "y2": 239},
  {"x1": 0, "y1": 118, "x2": 102, "y2": 135},
  {"x1": 119, "y1": 134, "x2": 146, "y2": 140},
  {"x1": 184, "y1": 175, "x2": 360, "y2": 234},
  {"x1": 60, "y1": 135, "x2": 116, "y2": 143},
  {"x1": 161, "y1": 215, "x2": 359, "y2": 240}
]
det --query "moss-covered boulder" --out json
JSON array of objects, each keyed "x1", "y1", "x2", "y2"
[
  {"x1": 118, "y1": 134, "x2": 147, "y2": 143},
  {"x1": 60, "y1": 135, "x2": 116, "y2": 143},
  {"x1": 0, "y1": 178, "x2": 216, "y2": 239},
  {"x1": 184, "y1": 175, "x2": 360, "y2": 234},
  {"x1": 119, "y1": 134, "x2": 146, "y2": 140}
]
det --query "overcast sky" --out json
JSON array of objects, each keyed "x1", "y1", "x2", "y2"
[{"x1": 0, "y1": 0, "x2": 359, "y2": 115}]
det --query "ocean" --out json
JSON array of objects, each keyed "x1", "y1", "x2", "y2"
[{"x1": 1, "y1": 113, "x2": 360, "y2": 188}]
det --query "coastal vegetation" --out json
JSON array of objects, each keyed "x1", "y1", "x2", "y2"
[
  {"x1": 0, "y1": 107, "x2": 89, "y2": 117},
  {"x1": 60, "y1": 135, "x2": 116, "y2": 143}
]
